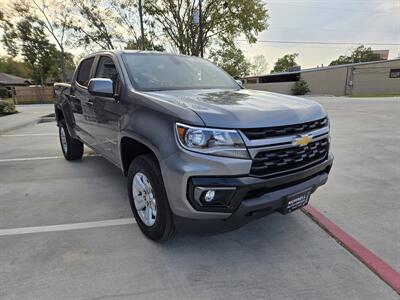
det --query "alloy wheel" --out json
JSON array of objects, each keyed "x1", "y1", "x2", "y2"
[{"x1": 132, "y1": 172, "x2": 157, "y2": 226}]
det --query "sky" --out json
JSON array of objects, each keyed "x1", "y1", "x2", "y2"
[
  {"x1": 241, "y1": 0, "x2": 400, "y2": 72},
  {"x1": 0, "y1": 0, "x2": 399, "y2": 72}
]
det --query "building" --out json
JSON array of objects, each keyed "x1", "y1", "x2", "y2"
[
  {"x1": 0, "y1": 73, "x2": 32, "y2": 100},
  {"x1": 0, "y1": 73, "x2": 31, "y2": 87},
  {"x1": 242, "y1": 59, "x2": 400, "y2": 96},
  {"x1": 372, "y1": 50, "x2": 389, "y2": 60}
]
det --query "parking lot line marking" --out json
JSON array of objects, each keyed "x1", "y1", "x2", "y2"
[
  {"x1": 303, "y1": 205, "x2": 400, "y2": 294},
  {"x1": 0, "y1": 156, "x2": 63, "y2": 162},
  {"x1": 0, "y1": 133, "x2": 58, "y2": 137},
  {"x1": 0, "y1": 154, "x2": 100, "y2": 163},
  {"x1": 0, "y1": 218, "x2": 136, "y2": 237}
]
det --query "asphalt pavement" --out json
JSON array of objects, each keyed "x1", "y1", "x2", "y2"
[
  {"x1": 0, "y1": 104, "x2": 54, "y2": 134},
  {"x1": 0, "y1": 99, "x2": 399, "y2": 299}
]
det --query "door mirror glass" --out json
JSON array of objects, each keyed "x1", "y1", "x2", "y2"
[{"x1": 88, "y1": 78, "x2": 114, "y2": 97}]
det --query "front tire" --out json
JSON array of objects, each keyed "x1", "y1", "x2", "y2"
[
  {"x1": 127, "y1": 154, "x2": 176, "y2": 241},
  {"x1": 59, "y1": 119, "x2": 84, "y2": 161}
]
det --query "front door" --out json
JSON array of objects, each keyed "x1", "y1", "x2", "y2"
[{"x1": 89, "y1": 55, "x2": 122, "y2": 164}]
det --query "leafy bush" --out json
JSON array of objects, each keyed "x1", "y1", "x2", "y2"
[
  {"x1": 0, "y1": 87, "x2": 9, "y2": 98},
  {"x1": 291, "y1": 79, "x2": 311, "y2": 95},
  {"x1": 0, "y1": 100, "x2": 17, "y2": 116}
]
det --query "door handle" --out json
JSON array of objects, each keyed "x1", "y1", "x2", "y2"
[{"x1": 87, "y1": 99, "x2": 93, "y2": 105}]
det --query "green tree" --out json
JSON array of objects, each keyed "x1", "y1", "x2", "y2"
[
  {"x1": 291, "y1": 79, "x2": 310, "y2": 95},
  {"x1": 144, "y1": 0, "x2": 269, "y2": 56},
  {"x1": 111, "y1": 0, "x2": 163, "y2": 51},
  {"x1": 0, "y1": 56, "x2": 32, "y2": 78},
  {"x1": 1, "y1": 17, "x2": 59, "y2": 84},
  {"x1": 125, "y1": 38, "x2": 165, "y2": 52},
  {"x1": 30, "y1": 0, "x2": 74, "y2": 81},
  {"x1": 1, "y1": 0, "x2": 72, "y2": 82},
  {"x1": 271, "y1": 53, "x2": 299, "y2": 73},
  {"x1": 18, "y1": 21, "x2": 60, "y2": 84},
  {"x1": 0, "y1": 19, "x2": 18, "y2": 57},
  {"x1": 62, "y1": 0, "x2": 164, "y2": 51},
  {"x1": 1, "y1": 0, "x2": 73, "y2": 81},
  {"x1": 210, "y1": 41, "x2": 252, "y2": 78},
  {"x1": 69, "y1": 0, "x2": 120, "y2": 49},
  {"x1": 250, "y1": 54, "x2": 268, "y2": 75},
  {"x1": 54, "y1": 51, "x2": 76, "y2": 82},
  {"x1": 329, "y1": 45, "x2": 382, "y2": 66}
]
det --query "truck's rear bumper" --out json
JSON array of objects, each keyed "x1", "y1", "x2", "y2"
[{"x1": 174, "y1": 154, "x2": 333, "y2": 234}]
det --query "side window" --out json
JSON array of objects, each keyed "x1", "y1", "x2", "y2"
[
  {"x1": 76, "y1": 57, "x2": 95, "y2": 87},
  {"x1": 95, "y1": 56, "x2": 119, "y2": 91}
]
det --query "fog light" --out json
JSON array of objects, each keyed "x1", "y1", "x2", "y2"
[
  {"x1": 204, "y1": 190, "x2": 215, "y2": 203},
  {"x1": 193, "y1": 186, "x2": 237, "y2": 208}
]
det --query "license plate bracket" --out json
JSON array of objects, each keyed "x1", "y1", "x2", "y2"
[{"x1": 280, "y1": 189, "x2": 311, "y2": 214}]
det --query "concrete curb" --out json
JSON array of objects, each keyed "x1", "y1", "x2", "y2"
[
  {"x1": 303, "y1": 205, "x2": 400, "y2": 295},
  {"x1": 0, "y1": 113, "x2": 55, "y2": 135}
]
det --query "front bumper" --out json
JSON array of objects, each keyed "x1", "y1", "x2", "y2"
[
  {"x1": 175, "y1": 154, "x2": 333, "y2": 234},
  {"x1": 161, "y1": 147, "x2": 333, "y2": 233}
]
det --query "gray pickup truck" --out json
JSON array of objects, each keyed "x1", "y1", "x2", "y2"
[{"x1": 54, "y1": 50, "x2": 333, "y2": 241}]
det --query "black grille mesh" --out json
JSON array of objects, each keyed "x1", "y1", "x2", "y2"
[
  {"x1": 241, "y1": 117, "x2": 328, "y2": 140},
  {"x1": 250, "y1": 138, "x2": 329, "y2": 177}
]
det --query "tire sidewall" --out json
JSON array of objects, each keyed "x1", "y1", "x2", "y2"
[
  {"x1": 127, "y1": 155, "x2": 173, "y2": 241},
  {"x1": 59, "y1": 120, "x2": 70, "y2": 159},
  {"x1": 59, "y1": 119, "x2": 83, "y2": 160}
]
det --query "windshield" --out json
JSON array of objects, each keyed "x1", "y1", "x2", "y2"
[{"x1": 122, "y1": 53, "x2": 239, "y2": 91}]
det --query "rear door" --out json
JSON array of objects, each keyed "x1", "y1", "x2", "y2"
[{"x1": 70, "y1": 56, "x2": 97, "y2": 145}]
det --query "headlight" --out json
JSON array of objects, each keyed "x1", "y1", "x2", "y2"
[{"x1": 176, "y1": 123, "x2": 250, "y2": 159}]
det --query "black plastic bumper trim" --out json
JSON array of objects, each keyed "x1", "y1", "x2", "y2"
[
  {"x1": 186, "y1": 153, "x2": 333, "y2": 213},
  {"x1": 177, "y1": 170, "x2": 330, "y2": 235}
]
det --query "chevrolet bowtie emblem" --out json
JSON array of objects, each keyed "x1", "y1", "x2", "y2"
[{"x1": 292, "y1": 134, "x2": 313, "y2": 147}]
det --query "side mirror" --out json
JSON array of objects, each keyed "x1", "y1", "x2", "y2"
[
  {"x1": 235, "y1": 79, "x2": 243, "y2": 88},
  {"x1": 88, "y1": 78, "x2": 114, "y2": 98}
]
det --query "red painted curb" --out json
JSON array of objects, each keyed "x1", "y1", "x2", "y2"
[{"x1": 302, "y1": 205, "x2": 400, "y2": 294}]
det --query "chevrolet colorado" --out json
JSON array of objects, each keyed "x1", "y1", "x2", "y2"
[{"x1": 54, "y1": 51, "x2": 333, "y2": 241}]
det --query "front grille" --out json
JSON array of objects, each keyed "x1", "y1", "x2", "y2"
[
  {"x1": 250, "y1": 138, "x2": 329, "y2": 177},
  {"x1": 241, "y1": 117, "x2": 328, "y2": 140}
]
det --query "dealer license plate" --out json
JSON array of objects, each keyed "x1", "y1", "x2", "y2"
[{"x1": 280, "y1": 189, "x2": 311, "y2": 214}]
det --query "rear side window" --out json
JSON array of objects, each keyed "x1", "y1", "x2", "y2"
[{"x1": 76, "y1": 57, "x2": 95, "y2": 87}]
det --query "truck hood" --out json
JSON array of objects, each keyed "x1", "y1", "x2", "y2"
[{"x1": 145, "y1": 89, "x2": 326, "y2": 128}]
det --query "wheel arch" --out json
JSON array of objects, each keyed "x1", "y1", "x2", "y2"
[
  {"x1": 119, "y1": 136, "x2": 160, "y2": 176},
  {"x1": 55, "y1": 106, "x2": 64, "y2": 124}
]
